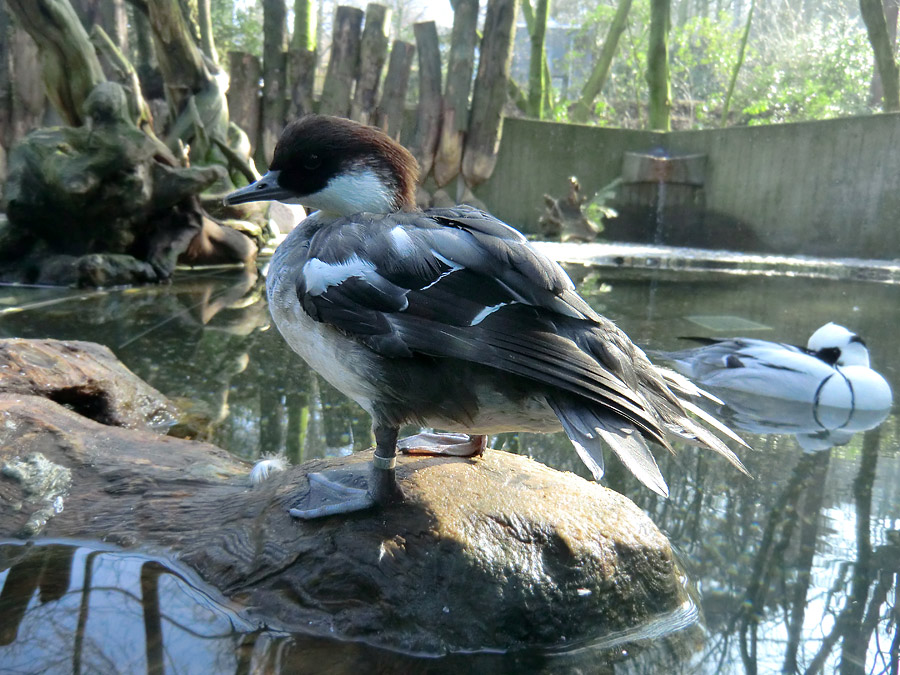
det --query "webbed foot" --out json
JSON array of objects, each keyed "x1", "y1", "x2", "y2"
[
  {"x1": 289, "y1": 467, "x2": 374, "y2": 519},
  {"x1": 289, "y1": 464, "x2": 403, "y2": 519},
  {"x1": 398, "y1": 432, "x2": 487, "y2": 457}
]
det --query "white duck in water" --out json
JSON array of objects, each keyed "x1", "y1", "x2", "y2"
[
  {"x1": 660, "y1": 323, "x2": 893, "y2": 411},
  {"x1": 224, "y1": 115, "x2": 747, "y2": 518}
]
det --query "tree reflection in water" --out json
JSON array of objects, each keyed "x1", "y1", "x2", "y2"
[{"x1": 0, "y1": 542, "x2": 257, "y2": 673}]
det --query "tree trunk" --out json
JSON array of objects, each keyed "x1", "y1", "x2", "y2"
[
  {"x1": 90, "y1": 25, "x2": 154, "y2": 131},
  {"x1": 197, "y1": 0, "x2": 218, "y2": 65},
  {"x1": 720, "y1": 0, "x2": 755, "y2": 126},
  {"x1": 131, "y1": 3, "x2": 155, "y2": 72},
  {"x1": 462, "y1": 0, "x2": 518, "y2": 187},
  {"x1": 375, "y1": 40, "x2": 415, "y2": 140},
  {"x1": 144, "y1": 0, "x2": 209, "y2": 118},
  {"x1": 867, "y1": 0, "x2": 900, "y2": 108},
  {"x1": 261, "y1": 0, "x2": 288, "y2": 164},
  {"x1": 0, "y1": 3, "x2": 11, "y2": 155},
  {"x1": 526, "y1": 0, "x2": 550, "y2": 119},
  {"x1": 569, "y1": 0, "x2": 632, "y2": 123},
  {"x1": 647, "y1": 0, "x2": 672, "y2": 130},
  {"x1": 412, "y1": 21, "x2": 442, "y2": 181},
  {"x1": 6, "y1": 0, "x2": 106, "y2": 127},
  {"x1": 351, "y1": 3, "x2": 391, "y2": 125},
  {"x1": 288, "y1": 0, "x2": 317, "y2": 122},
  {"x1": 70, "y1": 0, "x2": 128, "y2": 52},
  {"x1": 228, "y1": 52, "x2": 262, "y2": 154},
  {"x1": 292, "y1": 0, "x2": 317, "y2": 51},
  {"x1": 433, "y1": 0, "x2": 479, "y2": 188},
  {"x1": 319, "y1": 5, "x2": 364, "y2": 117},
  {"x1": 861, "y1": 0, "x2": 900, "y2": 112}
]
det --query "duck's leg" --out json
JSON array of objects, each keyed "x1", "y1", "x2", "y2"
[
  {"x1": 370, "y1": 425, "x2": 405, "y2": 505},
  {"x1": 288, "y1": 424, "x2": 403, "y2": 520},
  {"x1": 399, "y1": 432, "x2": 487, "y2": 457}
]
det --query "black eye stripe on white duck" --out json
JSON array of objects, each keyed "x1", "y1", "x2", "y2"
[{"x1": 225, "y1": 114, "x2": 751, "y2": 518}]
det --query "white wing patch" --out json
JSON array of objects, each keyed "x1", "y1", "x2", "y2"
[
  {"x1": 302, "y1": 255, "x2": 378, "y2": 295},
  {"x1": 421, "y1": 251, "x2": 464, "y2": 290},
  {"x1": 470, "y1": 302, "x2": 513, "y2": 326},
  {"x1": 389, "y1": 226, "x2": 416, "y2": 255}
]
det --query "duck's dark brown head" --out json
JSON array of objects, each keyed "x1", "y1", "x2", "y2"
[{"x1": 224, "y1": 115, "x2": 420, "y2": 216}]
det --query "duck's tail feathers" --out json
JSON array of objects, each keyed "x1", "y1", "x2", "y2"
[
  {"x1": 656, "y1": 366, "x2": 724, "y2": 405},
  {"x1": 654, "y1": 397, "x2": 750, "y2": 476},
  {"x1": 549, "y1": 398, "x2": 670, "y2": 497}
]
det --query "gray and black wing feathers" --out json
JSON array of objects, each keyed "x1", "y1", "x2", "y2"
[{"x1": 293, "y1": 206, "x2": 747, "y2": 494}]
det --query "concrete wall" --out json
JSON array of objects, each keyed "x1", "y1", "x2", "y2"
[{"x1": 474, "y1": 114, "x2": 900, "y2": 260}]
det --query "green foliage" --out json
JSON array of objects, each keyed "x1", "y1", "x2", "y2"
[
  {"x1": 555, "y1": 0, "x2": 875, "y2": 129},
  {"x1": 737, "y1": 17, "x2": 873, "y2": 125},
  {"x1": 585, "y1": 178, "x2": 620, "y2": 226},
  {"x1": 210, "y1": 0, "x2": 264, "y2": 58},
  {"x1": 670, "y1": 16, "x2": 745, "y2": 127}
]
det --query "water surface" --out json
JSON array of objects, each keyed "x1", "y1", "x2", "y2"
[{"x1": 1, "y1": 264, "x2": 897, "y2": 674}]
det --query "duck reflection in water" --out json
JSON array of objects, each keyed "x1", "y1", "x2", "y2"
[{"x1": 658, "y1": 322, "x2": 893, "y2": 450}]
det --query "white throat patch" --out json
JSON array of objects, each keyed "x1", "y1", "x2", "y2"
[{"x1": 301, "y1": 167, "x2": 395, "y2": 215}]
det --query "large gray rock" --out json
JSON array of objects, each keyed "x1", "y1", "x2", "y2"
[
  {"x1": 0, "y1": 338, "x2": 176, "y2": 432},
  {"x1": 0, "y1": 340, "x2": 689, "y2": 654}
]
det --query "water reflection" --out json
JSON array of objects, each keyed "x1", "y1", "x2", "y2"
[
  {"x1": 0, "y1": 266, "x2": 898, "y2": 673},
  {"x1": 0, "y1": 541, "x2": 704, "y2": 674},
  {"x1": 0, "y1": 540, "x2": 257, "y2": 673}
]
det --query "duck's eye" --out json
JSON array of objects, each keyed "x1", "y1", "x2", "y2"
[{"x1": 304, "y1": 154, "x2": 321, "y2": 170}]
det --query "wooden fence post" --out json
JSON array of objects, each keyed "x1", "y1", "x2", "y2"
[
  {"x1": 412, "y1": 21, "x2": 441, "y2": 181},
  {"x1": 228, "y1": 51, "x2": 262, "y2": 154},
  {"x1": 261, "y1": 0, "x2": 288, "y2": 163},
  {"x1": 319, "y1": 5, "x2": 364, "y2": 117},
  {"x1": 376, "y1": 40, "x2": 415, "y2": 140},
  {"x1": 462, "y1": 0, "x2": 518, "y2": 187},
  {"x1": 434, "y1": 0, "x2": 478, "y2": 188},
  {"x1": 287, "y1": 48, "x2": 317, "y2": 120},
  {"x1": 351, "y1": 3, "x2": 390, "y2": 124}
]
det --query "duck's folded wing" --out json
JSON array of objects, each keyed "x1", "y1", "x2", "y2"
[{"x1": 297, "y1": 214, "x2": 670, "y2": 446}]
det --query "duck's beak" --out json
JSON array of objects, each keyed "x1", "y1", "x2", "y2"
[{"x1": 224, "y1": 170, "x2": 295, "y2": 205}]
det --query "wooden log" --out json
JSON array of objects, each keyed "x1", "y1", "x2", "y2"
[
  {"x1": 143, "y1": 0, "x2": 209, "y2": 117},
  {"x1": 6, "y1": 0, "x2": 106, "y2": 126},
  {"x1": 433, "y1": 0, "x2": 478, "y2": 188},
  {"x1": 375, "y1": 40, "x2": 415, "y2": 140},
  {"x1": 287, "y1": 49, "x2": 317, "y2": 119},
  {"x1": 90, "y1": 25, "x2": 154, "y2": 132},
  {"x1": 411, "y1": 21, "x2": 442, "y2": 181},
  {"x1": 228, "y1": 51, "x2": 262, "y2": 154},
  {"x1": 261, "y1": 0, "x2": 288, "y2": 163},
  {"x1": 461, "y1": 0, "x2": 518, "y2": 187},
  {"x1": 350, "y1": 3, "x2": 391, "y2": 125},
  {"x1": 319, "y1": 5, "x2": 364, "y2": 118}
]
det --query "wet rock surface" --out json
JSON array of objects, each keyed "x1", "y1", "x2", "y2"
[
  {"x1": 0, "y1": 340, "x2": 687, "y2": 654},
  {"x1": 0, "y1": 338, "x2": 177, "y2": 432}
]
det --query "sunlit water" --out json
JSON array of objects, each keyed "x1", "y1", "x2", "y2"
[{"x1": 0, "y1": 262, "x2": 897, "y2": 674}]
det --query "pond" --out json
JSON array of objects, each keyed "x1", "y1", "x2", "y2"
[{"x1": 0, "y1": 260, "x2": 897, "y2": 674}]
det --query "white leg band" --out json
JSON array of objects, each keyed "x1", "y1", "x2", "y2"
[{"x1": 373, "y1": 455, "x2": 397, "y2": 470}]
